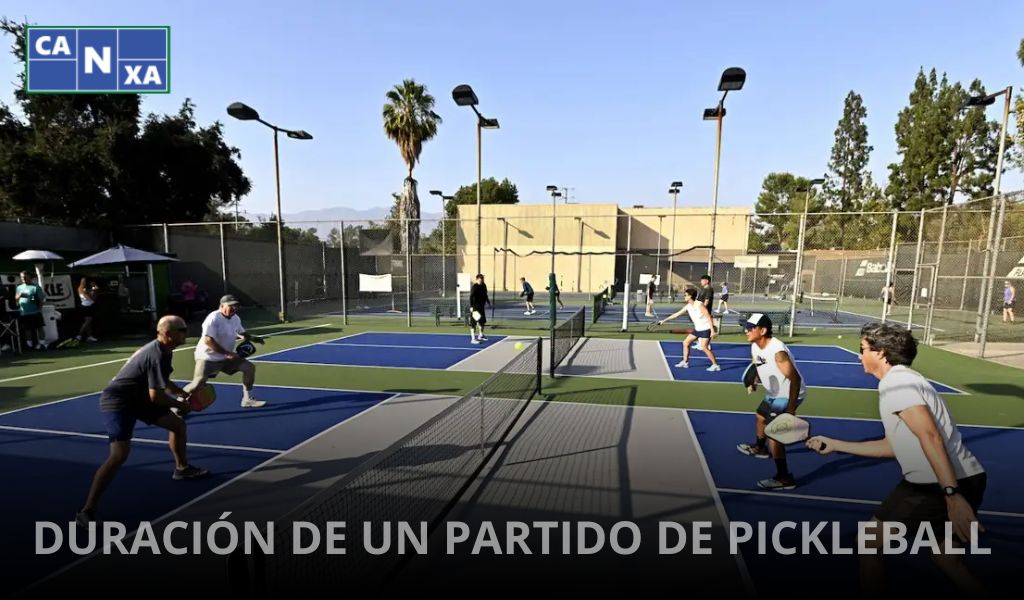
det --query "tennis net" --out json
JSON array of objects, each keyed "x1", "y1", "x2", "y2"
[
  {"x1": 550, "y1": 306, "x2": 585, "y2": 377},
  {"x1": 237, "y1": 337, "x2": 543, "y2": 593}
]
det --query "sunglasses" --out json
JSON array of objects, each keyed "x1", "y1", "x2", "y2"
[{"x1": 173, "y1": 327, "x2": 188, "y2": 332}]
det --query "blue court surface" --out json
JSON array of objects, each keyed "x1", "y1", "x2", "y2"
[
  {"x1": 254, "y1": 331, "x2": 506, "y2": 369},
  {"x1": 688, "y1": 410, "x2": 1024, "y2": 593},
  {"x1": 0, "y1": 383, "x2": 394, "y2": 593},
  {"x1": 660, "y1": 341, "x2": 961, "y2": 393}
]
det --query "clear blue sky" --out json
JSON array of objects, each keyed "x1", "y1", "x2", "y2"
[{"x1": 1, "y1": 0, "x2": 1021, "y2": 216}]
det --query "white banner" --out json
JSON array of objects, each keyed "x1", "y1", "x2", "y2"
[
  {"x1": 1007, "y1": 255, "x2": 1024, "y2": 279},
  {"x1": 734, "y1": 255, "x2": 779, "y2": 269},
  {"x1": 42, "y1": 275, "x2": 75, "y2": 309},
  {"x1": 638, "y1": 273, "x2": 660, "y2": 285},
  {"x1": 457, "y1": 273, "x2": 473, "y2": 290},
  {"x1": 358, "y1": 273, "x2": 393, "y2": 293}
]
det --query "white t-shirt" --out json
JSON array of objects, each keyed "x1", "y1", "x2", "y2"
[
  {"x1": 685, "y1": 302, "x2": 713, "y2": 332},
  {"x1": 195, "y1": 311, "x2": 245, "y2": 361},
  {"x1": 751, "y1": 337, "x2": 806, "y2": 402},
  {"x1": 878, "y1": 365, "x2": 984, "y2": 484}
]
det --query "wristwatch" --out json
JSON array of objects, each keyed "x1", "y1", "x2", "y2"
[{"x1": 943, "y1": 486, "x2": 960, "y2": 497}]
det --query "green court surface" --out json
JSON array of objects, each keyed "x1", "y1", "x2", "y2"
[{"x1": 2, "y1": 313, "x2": 1022, "y2": 428}]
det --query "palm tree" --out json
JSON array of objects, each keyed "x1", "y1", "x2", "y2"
[{"x1": 383, "y1": 79, "x2": 441, "y2": 254}]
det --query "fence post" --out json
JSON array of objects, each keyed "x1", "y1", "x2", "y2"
[
  {"x1": 882, "y1": 211, "x2": 899, "y2": 323},
  {"x1": 406, "y1": 218, "x2": 412, "y2": 328},
  {"x1": 959, "y1": 239, "x2": 971, "y2": 311},
  {"x1": 979, "y1": 193, "x2": 1009, "y2": 358},
  {"x1": 162, "y1": 223, "x2": 169, "y2": 253},
  {"x1": 788, "y1": 212, "x2": 807, "y2": 338},
  {"x1": 924, "y1": 203, "x2": 949, "y2": 344},
  {"x1": 620, "y1": 215, "x2": 633, "y2": 332},
  {"x1": 974, "y1": 196, "x2": 1000, "y2": 342},
  {"x1": 219, "y1": 223, "x2": 228, "y2": 295},
  {"x1": 339, "y1": 220, "x2": 347, "y2": 326},
  {"x1": 906, "y1": 210, "x2": 926, "y2": 329}
]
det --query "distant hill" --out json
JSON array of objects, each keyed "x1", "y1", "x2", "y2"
[{"x1": 246, "y1": 206, "x2": 445, "y2": 240}]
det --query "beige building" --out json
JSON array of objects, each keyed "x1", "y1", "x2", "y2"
[{"x1": 456, "y1": 203, "x2": 750, "y2": 294}]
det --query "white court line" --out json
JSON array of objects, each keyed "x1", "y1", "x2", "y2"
[
  {"x1": 24, "y1": 391, "x2": 404, "y2": 594},
  {"x1": 684, "y1": 407, "x2": 1020, "y2": 430},
  {"x1": 249, "y1": 329, "x2": 363, "y2": 361},
  {"x1": 0, "y1": 424, "x2": 282, "y2": 454},
  {"x1": 446, "y1": 337, "x2": 528, "y2": 371},
  {"x1": 716, "y1": 487, "x2": 1024, "y2": 520},
  {"x1": 662, "y1": 353, "x2": 861, "y2": 366},
  {"x1": 681, "y1": 410, "x2": 756, "y2": 596},
  {"x1": 322, "y1": 342, "x2": 481, "y2": 352},
  {"x1": 0, "y1": 324, "x2": 333, "y2": 384}
]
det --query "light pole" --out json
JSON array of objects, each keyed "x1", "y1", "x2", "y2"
[
  {"x1": 963, "y1": 87, "x2": 1013, "y2": 356},
  {"x1": 429, "y1": 190, "x2": 454, "y2": 297},
  {"x1": 227, "y1": 102, "x2": 312, "y2": 323},
  {"x1": 703, "y1": 67, "x2": 746, "y2": 281},
  {"x1": 452, "y1": 85, "x2": 499, "y2": 276},
  {"x1": 668, "y1": 181, "x2": 682, "y2": 300},
  {"x1": 546, "y1": 185, "x2": 561, "y2": 328},
  {"x1": 788, "y1": 177, "x2": 825, "y2": 337}
]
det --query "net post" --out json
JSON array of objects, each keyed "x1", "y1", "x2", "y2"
[{"x1": 536, "y1": 337, "x2": 543, "y2": 396}]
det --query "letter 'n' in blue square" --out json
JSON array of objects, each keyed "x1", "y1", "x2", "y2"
[{"x1": 77, "y1": 29, "x2": 118, "y2": 91}]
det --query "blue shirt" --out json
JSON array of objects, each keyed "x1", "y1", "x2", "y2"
[
  {"x1": 522, "y1": 281, "x2": 534, "y2": 295},
  {"x1": 100, "y1": 340, "x2": 173, "y2": 411},
  {"x1": 15, "y1": 283, "x2": 44, "y2": 315}
]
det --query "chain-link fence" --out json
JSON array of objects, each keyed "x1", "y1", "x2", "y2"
[{"x1": 124, "y1": 193, "x2": 1022, "y2": 357}]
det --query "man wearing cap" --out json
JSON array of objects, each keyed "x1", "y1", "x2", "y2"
[
  {"x1": 736, "y1": 313, "x2": 806, "y2": 490},
  {"x1": 184, "y1": 295, "x2": 266, "y2": 408}
]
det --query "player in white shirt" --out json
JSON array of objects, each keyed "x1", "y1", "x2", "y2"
[
  {"x1": 806, "y1": 323, "x2": 986, "y2": 595},
  {"x1": 658, "y1": 288, "x2": 720, "y2": 372},
  {"x1": 735, "y1": 313, "x2": 805, "y2": 490},
  {"x1": 184, "y1": 295, "x2": 267, "y2": 408}
]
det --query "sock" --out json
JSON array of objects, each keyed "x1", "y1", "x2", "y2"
[
  {"x1": 470, "y1": 328, "x2": 475, "y2": 339},
  {"x1": 755, "y1": 437, "x2": 767, "y2": 449},
  {"x1": 774, "y1": 458, "x2": 790, "y2": 479},
  {"x1": 243, "y1": 388, "x2": 252, "y2": 401}
]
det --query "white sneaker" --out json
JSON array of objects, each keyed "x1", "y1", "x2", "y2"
[
  {"x1": 471, "y1": 339, "x2": 481, "y2": 345},
  {"x1": 479, "y1": 335, "x2": 488, "y2": 341},
  {"x1": 85, "y1": 336, "x2": 98, "y2": 343},
  {"x1": 675, "y1": 360, "x2": 689, "y2": 368},
  {"x1": 241, "y1": 398, "x2": 266, "y2": 408},
  {"x1": 706, "y1": 364, "x2": 721, "y2": 372},
  {"x1": 524, "y1": 311, "x2": 531, "y2": 315}
]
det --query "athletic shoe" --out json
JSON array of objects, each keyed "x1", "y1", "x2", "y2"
[
  {"x1": 524, "y1": 311, "x2": 531, "y2": 315},
  {"x1": 173, "y1": 465, "x2": 210, "y2": 480},
  {"x1": 706, "y1": 364, "x2": 721, "y2": 372},
  {"x1": 736, "y1": 443, "x2": 771, "y2": 459},
  {"x1": 530, "y1": 310, "x2": 537, "y2": 315},
  {"x1": 674, "y1": 360, "x2": 689, "y2": 368},
  {"x1": 75, "y1": 509, "x2": 95, "y2": 528},
  {"x1": 85, "y1": 336, "x2": 98, "y2": 343},
  {"x1": 471, "y1": 339, "x2": 481, "y2": 345},
  {"x1": 241, "y1": 398, "x2": 267, "y2": 408},
  {"x1": 479, "y1": 335, "x2": 488, "y2": 341},
  {"x1": 757, "y1": 475, "x2": 797, "y2": 491}
]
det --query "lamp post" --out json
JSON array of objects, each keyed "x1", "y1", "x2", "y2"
[
  {"x1": 452, "y1": 85, "x2": 499, "y2": 276},
  {"x1": 703, "y1": 67, "x2": 746, "y2": 280},
  {"x1": 963, "y1": 87, "x2": 1013, "y2": 356},
  {"x1": 668, "y1": 181, "x2": 682, "y2": 300},
  {"x1": 788, "y1": 177, "x2": 825, "y2": 337},
  {"x1": 429, "y1": 190, "x2": 454, "y2": 297},
  {"x1": 547, "y1": 185, "x2": 561, "y2": 329},
  {"x1": 227, "y1": 102, "x2": 312, "y2": 323}
]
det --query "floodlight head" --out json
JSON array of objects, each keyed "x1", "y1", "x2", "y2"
[
  {"x1": 452, "y1": 84, "x2": 479, "y2": 107},
  {"x1": 429, "y1": 190, "x2": 443, "y2": 196},
  {"x1": 546, "y1": 185, "x2": 559, "y2": 192},
  {"x1": 287, "y1": 130, "x2": 313, "y2": 140},
  {"x1": 718, "y1": 67, "x2": 746, "y2": 92},
  {"x1": 703, "y1": 107, "x2": 725, "y2": 120},
  {"x1": 670, "y1": 181, "x2": 683, "y2": 188},
  {"x1": 962, "y1": 94, "x2": 997, "y2": 109},
  {"x1": 479, "y1": 116, "x2": 500, "y2": 129},
  {"x1": 227, "y1": 102, "x2": 259, "y2": 121},
  {"x1": 809, "y1": 178, "x2": 825, "y2": 186}
]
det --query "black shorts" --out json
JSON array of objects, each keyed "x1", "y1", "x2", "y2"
[
  {"x1": 1004, "y1": 301, "x2": 1016, "y2": 310},
  {"x1": 525, "y1": 293, "x2": 534, "y2": 302},
  {"x1": 20, "y1": 313, "x2": 43, "y2": 330},
  {"x1": 875, "y1": 473, "x2": 986, "y2": 528},
  {"x1": 721, "y1": 294, "x2": 729, "y2": 302},
  {"x1": 102, "y1": 402, "x2": 173, "y2": 442},
  {"x1": 470, "y1": 309, "x2": 486, "y2": 327},
  {"x1": 80, "y1": 304, "x2": 96, "y2": 317}
]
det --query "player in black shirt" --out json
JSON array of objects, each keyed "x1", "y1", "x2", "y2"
[{"x1": 469, "y1": 274, "x2": 490, "y2": 343}]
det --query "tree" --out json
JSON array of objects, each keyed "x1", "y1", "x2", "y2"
[
  {"x1": 327, "y1": 227, "x2": 342, "y2": 248},
  {"x1": 0, "y1": 19, "x2": 251, "y2": 229},
  {"x1": 823, "y1": 91, "x2": 873, "y2": 247},
  {"x1": 749, "y1": 173, "x2": 814, "y2": 252},
  {"x1": 423, "y1": 177, "x2": 520, "y2": 255},
  {"x1": 886, "y1": 69, "x2": 1003, "y2": 210},
  {"x1": 382, "y1": 79, "x2": 441, "y2": 254},
  {"x1": 1014, "y1": 38, "x2": 1024, "y2": 171}
]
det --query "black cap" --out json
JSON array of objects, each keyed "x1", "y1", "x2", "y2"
[{"x1": 743, "y1": 313, "x2": 773, "y2": 333}]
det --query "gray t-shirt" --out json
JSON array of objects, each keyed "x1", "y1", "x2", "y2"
[{"x1": 100, "y1": 340, "x2": 173, "y2": 411}]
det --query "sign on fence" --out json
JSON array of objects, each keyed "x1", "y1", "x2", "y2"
[{"x1": 734, "y1": 255, "x2": 779, "y2": 269}]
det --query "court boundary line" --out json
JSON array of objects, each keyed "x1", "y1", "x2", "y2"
[
  {"x1": 681, "y1": 409, "x2": 756, "y2": 596},
  {"x1": 0, "y1": 424, "x2": 282, "y2": 454},
  {"x1": 321, "y1": 341, "x2": 488, "y2": 352},
  {"x1": 716, "y1": 487, "x2": 1023, "y2": 519},
  {"x1": 0, "y1": 323, "x2": 333, "y2": 385},
  {"x1": 446, "y1": 337, "x2": 517, "y2": 371},
  {"x1": 252, "y1": 329, "x2": 364, "y2": 361},
  {"x1": 22, "y1": 390, "x2": 405, "y2": 594}
]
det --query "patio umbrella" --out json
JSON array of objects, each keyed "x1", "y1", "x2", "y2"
[
  {"x1": 68, "y1": 244, "x2": 178, "y2": 321},
  {"x1": 12, "y1": 249, "x2": 66, "y2": 284}
]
